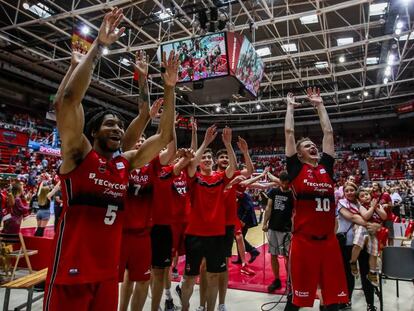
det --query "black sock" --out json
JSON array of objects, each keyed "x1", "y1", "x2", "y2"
[
  {"x1": 325, "y1": 304, "x2": 339, "y2": 311},
  {"x1": 284, "y1": 301, "x2": 300, "y2": 311}
]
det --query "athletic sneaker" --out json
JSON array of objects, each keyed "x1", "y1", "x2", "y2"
[
  {"x1": 367, "y1": 304, "x2": 377, "y2": 311},
  {"x1": 350, "y1": 262, "x2": 359, "y2": 276},
  {"x1": 267, "y1": 279, "x2": 282, "y2": 292},
  {"x1": 367, "y1": 272, "x2": 379, "y2": 287},
  {"x1": 240, "y1": 264, "x2": 256, "y2": 276},
  {"x1": 217, "y1": 304, "x2": 227, "y2": 311},
  {"x1": 196, "y1": 307, "x2": 205, "y2": 311},
  {"x1": 165, "y1": 298, "x2": 176, "y2": 311},
  {"x1": 175, "y1": 284, "x2": 182, "y2": 302},
  {"x1": 172, "y1": 267, "x2": 179, "y2": 279},
  {"x1": 248, "y1": 249, "x2": 260, "y2": 264},
  {"x1": 339, "y1": 302, "x2": 352, "y2": 310}
]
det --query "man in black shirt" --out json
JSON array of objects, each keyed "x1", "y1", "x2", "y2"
[{"x1": 262, "y1": 171, "x2": 293, "y2": 293}]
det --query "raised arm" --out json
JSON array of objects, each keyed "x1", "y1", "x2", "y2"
[
  {"x1": 237, "y1": 137, "x2": 254, "y2": 177},
  {"x1": 222, "y1": 127, "x2": 237, "y2": 179},
  {"x1": 359, "y1": 198, "x2": 377, "y2": 221},
  {"x1": 58, "y1": 8, "x2": 125, "y2": 173},
  {"x1": 190, "y1": 117, "x2": 198, "y2": 151},
  {"x1": 307, "y1": 87, "x2": 334, "y2": 157},
  {"x1": 187, "y1": 125, "x2": 217, "y2": 177},
  {"x1": 122, "y1": 50, "x2": 151, "y2": 152},
  {"x1": 376, "y1": 204, "x2": 388, "y2": 221},
  {"x1": 159, "y1": 127, "x2": 177, "y2": 165},
  {"x1": 47, "y1": 181, "x2": 61, "y2": 201},
  {"x1": 173, "y1": 148, "x2": 195, "y2": 176},
  {"x1": 240, "y1": 170, "x2": 267, "y2": 187},
  {"x1": 338, "y1": 206, "x2": 367, "y2": 226},
  {"x1": 285, "y1": 92, "x2": 300, "y2": 157},
  {"x1": 267, "y1": 171, "x2": 281, "y2": 185},
  {"x1": 124, "y1": 50, "x2": 178, "y2": 170}
]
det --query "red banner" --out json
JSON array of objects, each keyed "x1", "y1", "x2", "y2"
[
  {"x1": 0, "y1": 129, "x2": 29, "y2": 147},
  {"x1": 397, "y1": 102, "x2": 414, "y2": 114}
]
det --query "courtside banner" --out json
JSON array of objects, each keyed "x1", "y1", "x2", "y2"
[
  {"x1": 38, "y1": 145, "x2": 61, "y2": 157},
  {"x1": 0, "y1": 129, "x2": 29, "y2": 147}
]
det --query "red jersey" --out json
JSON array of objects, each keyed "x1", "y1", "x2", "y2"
[
  {"x1": 152, "y1": 161, "x2": 190, "y2": 225},
  {"x1": 49, "y1": 150, "x2": 129, "y2": 284},
  {"x1": 223, "y1": 170, "x2": 241, "y2": 226},
  {"x1": 123, "y1": 159, "x2": 156, "y2": 230},
  {"x1": 186, "y1": 171, "x2": 230, "y2": 236},
  {"x1": 360, "y1": 202, "x2": 383, "y2": 224},
  {"x1": 287, "y1": 153, "x2": 336, "y2": 237},
  {"x1": 372, "y1": 191, "x2": 393, "y2": 220}
]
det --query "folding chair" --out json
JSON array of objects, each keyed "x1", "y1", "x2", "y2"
[
  {"x1": 0, "y1": 232, "x2": 38, "y2": 280},
  {"x1": 379, "y1": 246, "x2": 414, "y2": 311}
]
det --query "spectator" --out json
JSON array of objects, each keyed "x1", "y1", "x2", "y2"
[{"x1": 1, "y1": 182, "x2": 30, "y2": 234}]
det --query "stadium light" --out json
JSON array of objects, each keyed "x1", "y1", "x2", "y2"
[
  {"x1": 366, "y1": 57, "x2": 379, "y2": 65},
  {"x1": 384, "y1": 66, "x2": 392, "y2": 76},
  {"x1": 215, "y1": 106, "x2": 221, "y2": 113},
  {"x1": 315, "y1": 61, "x2": 328, "y2": 69},
  {"x1": 102, "y1": 47, "x2": 109, "y2": 55},
  {"x1": 369, "y1": 3, "x2": 388, "y2": 16},
  {"x1": 23, "y1": 2, "x2": 30, "y2": 10},
  {"x1": 281, "y1": 43, "x2": 297, "y2": 52},
  {"x1": 363, "y1": 91, "x2": 369, "y2": 97},
  {"x1": 383, "y1": 77, "x2": 389, "y2": 84},
  {"x1": 81, "y1": 25, "x2": 90, "y2": 35},
  {"x1": 300, "y1": 14, "x2": 318, "y2": 25},
  {"x1": 395, "y1": 28, "x2": 402, "y2": 35},
  {"x1": 346, "y1": 95, "x2": 351, "y2": 100},
  {"x1": 255, "y1": 104, "x2": 261, "y2": 110},
  {"x1": 339, "y1": 56, "x2": 345, "y2": 63},
  {"x1": 337, "y1": 37, "x2": 353, "y2": 46},
  {"x1": 256, "y1": 47, "x2": 271, "y2": 57},
  {"x1": 396, "y1": 21, "x2": 403, "y2": 29},
  {"x1": 231, "y1": 106, "x2": 236, "y2": 112},
  {"x1": 387, "y1": 54, "x2": 395, "y2": 65}
]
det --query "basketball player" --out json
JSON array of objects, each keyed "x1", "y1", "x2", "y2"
[
  {"x1": 180, "y1": 126, "x2": 237, "y2": 311},
  {"x1": 197, "y1": 137, "x2": 254, "y2": 311},
  {"x1": 284, "y1": 89, "x2": 348, "y2": 310},
  {"x1": 262, "y1": 171, "x2": 294, "y2": 292},
  {"x1": 44, "y1": 8, "x2": 178, "y2": 310}
]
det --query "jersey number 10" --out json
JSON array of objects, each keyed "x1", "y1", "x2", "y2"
[{"x1": 315, "y1": 198, "x2": 330, "y2": 212}]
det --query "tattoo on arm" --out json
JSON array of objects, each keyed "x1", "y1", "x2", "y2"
[{"x1": 139, "y1": 82, "x2": 149, "y2": 103}]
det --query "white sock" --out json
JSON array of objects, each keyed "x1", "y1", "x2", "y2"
[{"x1": 165, "y1": 288, "x2": 172, "y2": 300}]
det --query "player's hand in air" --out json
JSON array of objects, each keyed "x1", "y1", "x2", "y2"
[
  {"x1": 149, "y1": 98, "x2": 164, "y2": 119},
  {"x1": 71, "y1": 42, "x2": 86, "y2": 67},
  {"x1": 237, "y1": 136, "x2": 249, "y2": 154},
  {"x1": 287, "y1": 92, "x2": 301, "y2": 108},
  {"x1": 306, "y1": 87, "x2": 323, "y2": 108},
  {"x1": 162, "y1": 50, "x2": 180, "y2": 87},
  {"x1": 204, "y1": 125, "x2": 217, "y2": 146},
  {"x1": 222, "y1": 126, "x2": 232, "y2": 146},
  {"x1": 133, "y1": 50, "x2": 149, "y2": 79},
  {"x1": 97, "y1": 8, "x2": 125, "y2": 46}
]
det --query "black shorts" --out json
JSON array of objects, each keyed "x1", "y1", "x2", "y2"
[
  {"x1": 150, "y1": 225, "x2": 173, "y2": 268},
  {"x1": 223, "y1": 225, "x2": 235, "y2": 257},
  {"x1": 184, "y1": 235, "x2": 227, "y2": 276}
]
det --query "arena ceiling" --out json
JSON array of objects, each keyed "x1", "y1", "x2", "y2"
[{"x1": 0, "y1": 0, "x2": 413, "y2": 128}]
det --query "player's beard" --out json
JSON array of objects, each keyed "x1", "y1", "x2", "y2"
[{"x1": 97, "y1": 136, "x2": 119, "y2": 153}]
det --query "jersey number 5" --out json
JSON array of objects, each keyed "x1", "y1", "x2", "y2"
[
  {"x1": 104, "y1": 205, "x2": 118, "y2": 225},
  {"x1": 315, "y1": 198, "x2": 330, "y2": 212}
]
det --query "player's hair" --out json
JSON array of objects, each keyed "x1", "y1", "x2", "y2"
[
  {"x1": 344, "y1": 181, "x2": 358, "y2": 191},
  {"x1": 216, "y1": 149, "x2": 228, "y2": 158},
  {"x1": 279, "y1": 171, "x2": 289, "y2": 182},
  {"x1": 203, "y1": 148, "x2": 213, "y2": 157},
  {"x1": 296, "y1": 137, "x2": 313, "y2": 150},
  {"x1": 84, "y1": 108, "x2": 126, "y2": 143}
]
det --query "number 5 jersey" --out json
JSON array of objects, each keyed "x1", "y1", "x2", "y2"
[{"x1": 48, "y1": 149, "x2": 129, "y2": 285}]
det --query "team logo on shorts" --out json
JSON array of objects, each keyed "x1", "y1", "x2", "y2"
[
  {"x1": 69, "y1": 268, "x2": 79, "y2": 275},
  {"x1": 294, "y1": 290, "x2": 309, "y2": 297}
]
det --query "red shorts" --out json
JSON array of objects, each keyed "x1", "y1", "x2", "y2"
[
  {"x1": 289, "y1": 234, "x2": 348, "y2": 307},
  {"x1": 44, "y1": 278, "x2": 117, "y2": 311},
  {"x1": 171, "y1": 222, "x2": 187, "y2": 256},
  {"x1": 118, "y1": 229, "x2": 151, "y2": 282}
]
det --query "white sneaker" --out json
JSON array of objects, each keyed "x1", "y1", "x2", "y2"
[
  {"x1": 218, "y1": 304, "x2": 227, "y2": 311},
  {"x1": 196, "y1": 307, "x2": 205, "y2": 311}
]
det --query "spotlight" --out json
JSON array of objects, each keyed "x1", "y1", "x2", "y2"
[
  {"x1": 215, "y1": 105, "x2": 221, "y2": 112},
  {"x1": 384, "y1": 66, "x2": 391, "y2": 76},
  {"x1": 346, "y1": 95, "x2": 350, "y2": 99},
  {"x1": 339, "y1": 56, "x2": 345, "y2": 63},
  {"x1": 363, "y1": 91, "x2": 369, "y2": 97},
  {"x1": 102, "y1": 47, "x2": 109, "y2": 55},
  {"x1": 256, "y1": 104, "x2": 261, "y2": 110},
  {"x1": 383, "y1": 77, "x2": 389, "y2": 84},
  {"x1": 396, "y1": 21, "x2": 403, "y2": 29},
  {"x1": 387, "y1": 54, "x2": 395, "y2": 65},
  {"x1": 231, "y1": 106, "x2": 236, "y2": 112},
  {"x1": 23, "y1": 2, "x2": 30, "y2": 9},
  {"x1": 81, "y1": 25, "x2": 90, "y2": 35},
  {"x1": 395, "y1": 28, "x2": 402, "y2": 35}
]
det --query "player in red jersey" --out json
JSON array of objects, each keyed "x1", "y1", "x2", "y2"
[
  {"x1": 197, "y1": 137, "x2": 254, "y2": 311},
  {"x1": 284, "y1": 89, "x2": 348, "y2": 310},
  {"x1": 118, "y1": 52, "x2": 165, "y2": 311},
  {"x1": 179, "y1": 126, "x2": 237, "y2": 311},
  {"x1": 44, "y1": 8, "x2": 178, "y2": 310}
]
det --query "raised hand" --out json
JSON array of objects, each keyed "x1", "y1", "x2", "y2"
[
  {"x1": 71, "y1": 42, "x2": 86, "y2": 67},
  {"x1": 306, "y1": 87, "x2": 323, "y2": 107},
  {"x1": 287, "y1": 92, "x2": 301, "y2": 108},
  {"x1": 222, "y1": 126, "x2": 232, "y2": 146},
  {"x1": 236, "y1": 136, "x2": 248, "y2": 153},
  {"x1": 190, "y1": 116, "x2": 197, "y2": 132},
  {"x1": 161, "y1": 50, "x2": 180, "y2": 87},
  {"x1": 132, "y1": 50, "x2": 149, "y2": 78},
  {"x1": 149, "y1": 98, "x2": 164, "y2": 119},
  {"x1": 97, "y1": 8, "x2": 125, "y2": 46},
  {"x1": 183, "y1": 148, "x2": 195, "y2": 160},
  {"x1": 204, "y1": 125, "x2": 217, "y2": 145}
]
